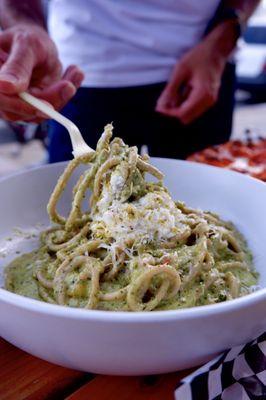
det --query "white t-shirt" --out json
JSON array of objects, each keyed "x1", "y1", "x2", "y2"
[{"x1": 48, "y1": 0, "x2": 221, "y2": 87}]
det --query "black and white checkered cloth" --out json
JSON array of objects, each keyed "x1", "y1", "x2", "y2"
[{"x1": 175, "y1": 332, "x2": 266, "y2": 400}]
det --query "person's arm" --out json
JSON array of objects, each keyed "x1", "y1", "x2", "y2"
[
  {"x1": 156, "y1": 0, "x2": 261, "y2": 125},
  {"x1": 0, "y1": 0, "x2": 84, "y2": 122}
]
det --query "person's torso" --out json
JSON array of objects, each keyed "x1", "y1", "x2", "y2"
[{"x1": 48, "y1": 0, "x2": 221, "y2": 87}]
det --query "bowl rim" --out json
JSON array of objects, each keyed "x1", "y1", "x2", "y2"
[{"x1": 0, "y1": 159, "x2": 266, "y2": 323}]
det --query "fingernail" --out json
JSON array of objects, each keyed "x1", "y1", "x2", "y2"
[{"x1": 61, "y1": 84, "x2": 76, "y2": 101}]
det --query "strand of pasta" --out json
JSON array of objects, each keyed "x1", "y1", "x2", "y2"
[
  {"x1": 136, "y1": 158, "x2": 164, "y2": 180},
  {"x1": 36, "y1": 269, "x2": 54, "y2": 289},
  {"x1": 45, "y1": 224, "x2": 90, "y2": 252},
  {"x1": 65, "y1": 149, "x2": 110, "y2": 231},
  {"x1": 225, "y1": 271, "x2": 240, "y2": 298},
  {"x1": 119, "y1": 147, "x2": 138, "y2": 202},
  {"x1": 93, "y1": 157, "x2": 121, "y2": 199},
  {"x1": 104, "y1": 250, "x2": 125, "y2": 281},
  {"x1": 53, "y1": 239, "x2": 102, "y2": 303},
  {"x1": 38, "y1": 286, "x2": 56, "y2": 304},
  {"x1": 181, "y1": 238, "x2": 214, "y2": 288},
  {"x1": 96, "y1": 123, "x2": 114, "y2": 153},
  {"x1": 127, "y1": 265, "x2": 181, "y2": 311},
  {"x1": 47, "y1": 154, "x2": 93, "y2": 225},
  {"x1": 98, "y1": 286, "x2": 128, "y2": 301},
  {"x1": 85, "y1": 262, "x2": 103, "y2": 309}
]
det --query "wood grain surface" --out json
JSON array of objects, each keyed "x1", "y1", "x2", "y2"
[{"x1": 0, "y1": 338, "x2": 192, "y2": 400}]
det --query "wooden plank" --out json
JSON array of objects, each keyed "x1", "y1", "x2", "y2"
[
  {"x1": 66, "y1": 370, "x2": 194, "y2": 400},
  {"x1": 0, "y1": 337, "x2": 195, "y2": 400},
  {"x1": 0, "y1": 338, "x2": 92, "y2": 400}
]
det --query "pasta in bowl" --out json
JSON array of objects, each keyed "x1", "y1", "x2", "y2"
[
  {"x1": 4, "y1": 124, "x2": 258, "y2": 311},
  {"x1": 0, "y1": 124, "x2": 266, "y2": 374}
]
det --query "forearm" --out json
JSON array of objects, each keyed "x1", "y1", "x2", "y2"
[
  {"x1": 203, "y1": 0, "x2": 261, "y2": 62},
  {"x1": 204, "y1": 20, "x2": 241, "y2": 61},
  {"x1": 0, "y1": 0, "x2": 45, "y2": 30}
]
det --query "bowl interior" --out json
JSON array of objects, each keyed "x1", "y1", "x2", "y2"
[{"x1": 0, "y1": 159, "x2": 265, "y2": 292}]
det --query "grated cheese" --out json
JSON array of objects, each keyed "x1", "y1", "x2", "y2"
[{"x1": 92, "y1": 190, "x2": 188, "y2": 245}]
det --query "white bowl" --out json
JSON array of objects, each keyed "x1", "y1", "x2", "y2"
[{"x1": 0, "y1": 159, "x2": 266, "y2": 375}]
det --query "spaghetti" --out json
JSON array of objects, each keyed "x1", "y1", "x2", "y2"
[{"x1": 5, "y1": 124, "x2": 258, "y2": 311}]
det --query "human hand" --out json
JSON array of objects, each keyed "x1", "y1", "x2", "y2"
[
  {"x1": 156, "y1": 40, "x2": 227, "y2": 125},
  {"x1": 0, "y1": 25, "x2": 84, "y2": 122}
]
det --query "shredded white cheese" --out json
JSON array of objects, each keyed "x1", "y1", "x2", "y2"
[
  {"x1": 92, "y1": 190, "x2": 188, "y2": 245},
  {"x1": 110, "y1": 173, "x2": 126, "y2": 194}
]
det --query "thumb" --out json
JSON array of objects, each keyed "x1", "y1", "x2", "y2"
[{"x1": 0, "y1": 35, "x2": 35, "y2": 94}]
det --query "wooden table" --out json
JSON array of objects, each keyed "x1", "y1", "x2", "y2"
[{"x1": 0, "y1": 338, "x2": 194, "y2": 400}]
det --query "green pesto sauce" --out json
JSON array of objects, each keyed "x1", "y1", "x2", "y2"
[
  {"x1": 4, "y1": 248, "x2": 130, "y2": 310},
  {"x1": 4, "y1": 241, "x2": 259, "y2": 311},
  {"x1": 5, "y1": 251, "x2": 42, "y2": 301}
]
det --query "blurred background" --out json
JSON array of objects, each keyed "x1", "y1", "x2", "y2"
[{"x1": 0, "y1": 0, "x2": 265, "y2": 177}]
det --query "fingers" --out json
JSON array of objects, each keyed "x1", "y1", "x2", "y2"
[
  {"x1": 31, "y1": 59, "x2": 62, "y2": 88},
  {"x1": 0, "y1": 78, "x2": 76, "y2": 122},
  {"x1": 29, "y1": 65, "x2": 84, "y2": 112},
  {"x1": 1, "y1": 109, "x2": 46, "y2": 124},
  {"x1": 30, "y1": 79, "x2": 76, "y2": 112},
  {"x1": 156, "y1": 43, "x2": 223, "y2": 124},
  {"x1": 174, "y1": 83, "x2": 218, "y2": 124},
  {"x1": 156, "y1": 63, "x2": 188, "y2": 111},
  {"x1": 0, "y1": 63, "x2": 83, "y2": 122},
  {"x1": 0, "y1": 111, "x2": 34, "y2": 122},
  {"x1": 0, "y1": 27, "x2": 83, "y2": 123},
  {"x1": 0, "y1": 93, "x2": 43, "y2": 120},
  {"x1": 63, "y1": 65, "x2": 85, "y2": 88},
  {"x1": 1, "y1": 80, "x2": 76, "y2": 123},
  {"x1": 157, "y1": 79, "x2": 219, "y2": 124},
  {"x1": 0, "y1": 33, "x2": 36, "y2": 94}
]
